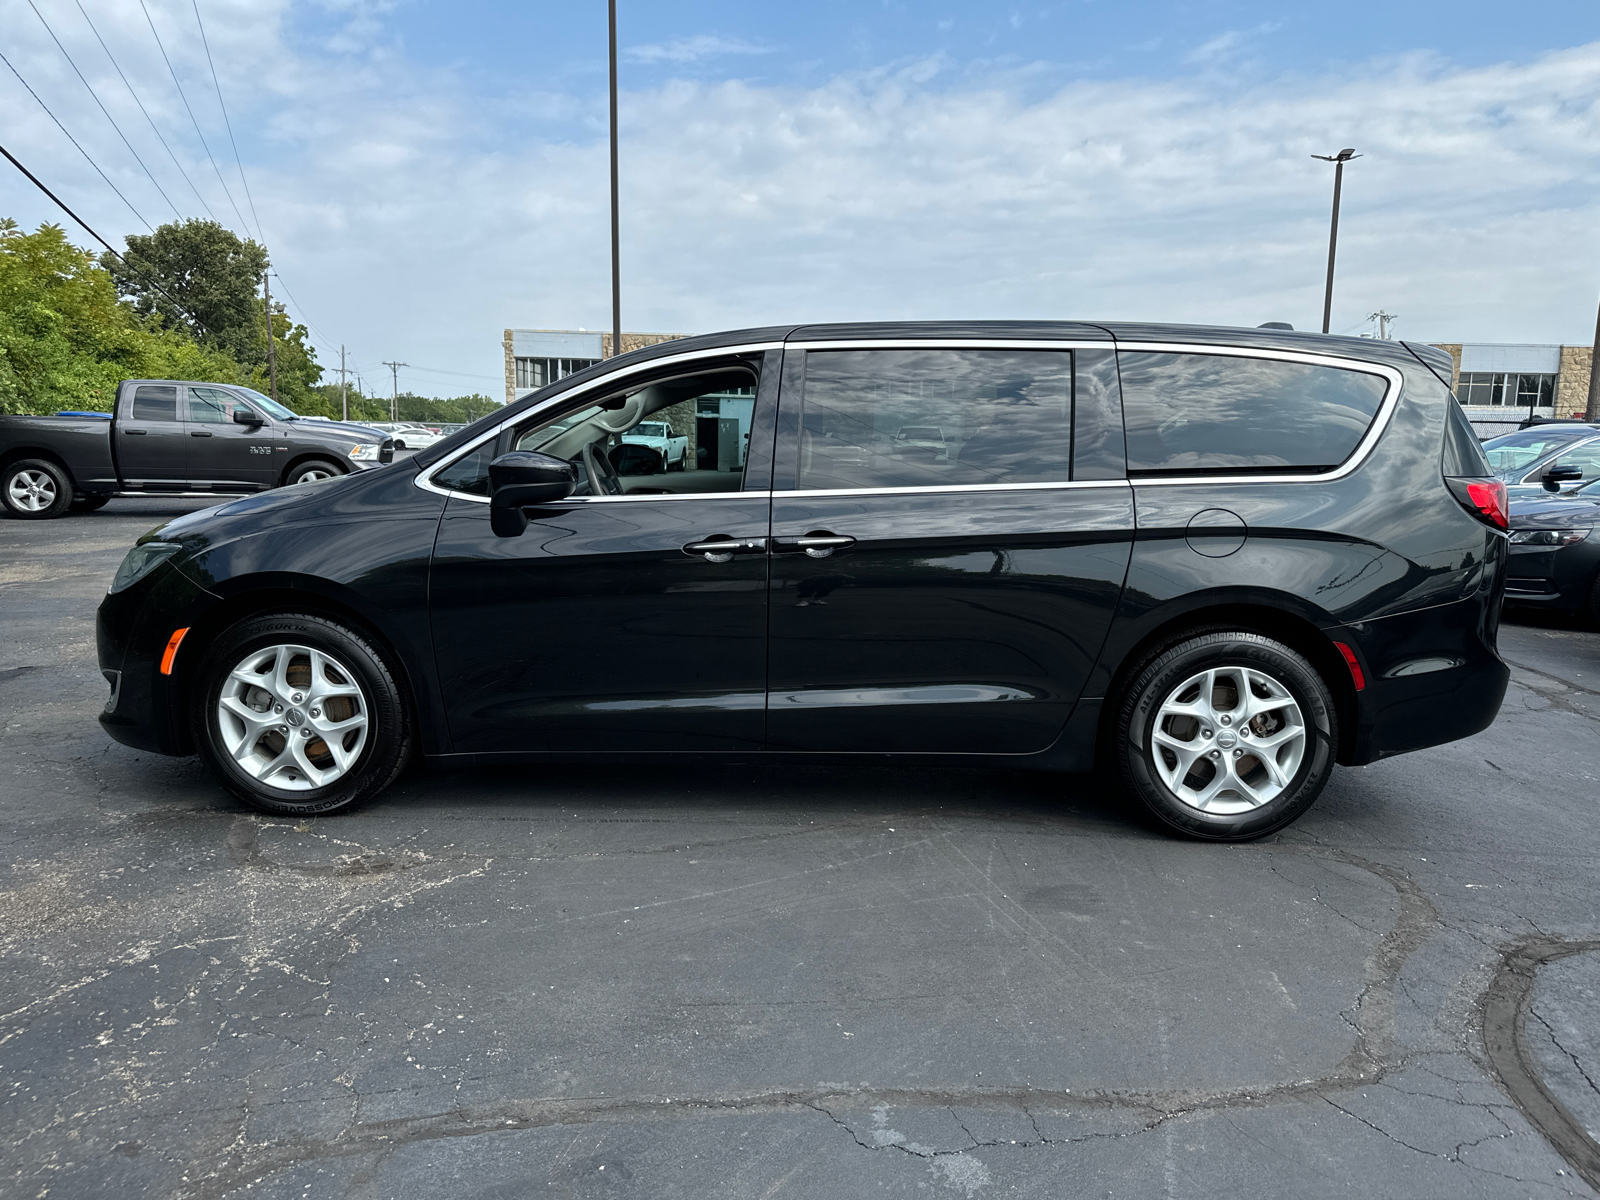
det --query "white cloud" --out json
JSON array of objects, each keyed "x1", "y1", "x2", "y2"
[
  {"x1": 3, "y1": 0, "x2": 1599, "y2": 393},
  {"x1": 624, "y1": 35, "x2": 773, "y2": 65}
]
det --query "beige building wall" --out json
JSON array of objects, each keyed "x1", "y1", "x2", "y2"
[
  {"x1": 1556, "y1": 345, "x2": 1594, "y2": 418},
  {"x1": 601, "y1": 331, "x2": 687, "y2": 358}
]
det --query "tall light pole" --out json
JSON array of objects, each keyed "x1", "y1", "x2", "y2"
[
  {"x1": 1312, "y1": 148, "x2": 1360, "y2": 334},
  {"x1": 608, "y1": 0, "x2": 621, "y2": 360}
]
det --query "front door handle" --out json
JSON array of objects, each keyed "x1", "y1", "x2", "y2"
[
  {"x1": 189, "y1": 430, "x2": 213, "y2": 437},
  {"x1": 124, "y1": 428, "x2": 147, "y2": 435},
  {"x1": 772, "y1": 533, "x2": 856, "y2": 559},
  {"x1": 683, "y1": 536, "x2": 767, "y2": 563}
]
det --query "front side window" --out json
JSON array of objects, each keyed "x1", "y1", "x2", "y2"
[
  {"x1": 795, "y1": 349, "x2": 1073, "y2": 491},
  {"x1": 189, "y1": 386, "x2": 242, "y2": 423},
  {"x1": 1483, "y1": 429, "x2": 1593, "y2": 478},
  {"x1": 1119, "y1": 352, "x2": 1387, "y2": 475},
  {"x1": 1536, "y1": 439, "x2": 1600, "y2": 486},
  {"x1": 131, "y1": 384, "x2": 178, "y2": 422}
]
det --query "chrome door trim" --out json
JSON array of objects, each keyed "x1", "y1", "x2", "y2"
[{"x1": 773, "y1": 479, "x2": 1131, "y2": 500}]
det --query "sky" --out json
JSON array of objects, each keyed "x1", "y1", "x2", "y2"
[{"x1": 3, "y1": 0, "x2": 1599, "y2": 398}]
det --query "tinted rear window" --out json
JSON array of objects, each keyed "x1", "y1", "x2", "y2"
[
  {"x1": 131, "y1": 384, "x2": 178, "y2": 422},
  {"x1": 1118, "y1": 352, "x2": 1388, "y2": 475},
  {"x1": 797, "y1": 349, "x2": 1073, "y2": 490}
]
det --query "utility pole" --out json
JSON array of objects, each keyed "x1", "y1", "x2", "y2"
[
  {"x1": 261, "y1": 271, "x2": 280, "y2": 403},
  {"x1": 381, "y1": 361, "x2": 406, "y2": 422},
  {"x1": 1312, "y1": 148, "x2": 1360, "y2": 334},
  {"x1": 338, "y1": 345, "x2": 349, "y2": 421},
  {"x1": 1368, "y1": 310, "x2": 1397, "y2": 340},
  {"x1": 608, "y1": 0, "x2": 621, "y2": 360},
  {"x1": 1587, "y1": 293, "x2": 1600, "y2": 421}
]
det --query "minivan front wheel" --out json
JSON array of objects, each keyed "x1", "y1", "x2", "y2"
[
  {"x1": 194, "y1": 613, "x2": 412, "y2": 816},
  {"x1": 1114, "y1": 632, "x2": 1336, "y2": 841}
]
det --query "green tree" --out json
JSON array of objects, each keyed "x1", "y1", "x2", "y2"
[
  {"x1": 0, "y1": 219, "x2": 242, "y2": 414},
  {"x1": 101, "y1": 218, "x2": 268, "y2": 365}
]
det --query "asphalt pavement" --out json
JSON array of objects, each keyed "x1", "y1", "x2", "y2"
[{"x1": 2, "y1": 497, "x2": 1599, "y2": 1200}]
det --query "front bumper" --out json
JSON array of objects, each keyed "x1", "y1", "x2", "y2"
[{"x1": 97, "y1": 560, "x2": 218, "y2": 756}]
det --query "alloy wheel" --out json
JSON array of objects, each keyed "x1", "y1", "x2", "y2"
[
  {"x1": 216, "y1": 643, "x2": 369, "y2": 790},
  {"x1": 7, "y1": 469, "x2": 57, "y2": 512},
  {"x1": 1149, "y1": 665, "x2": 1307, "y2": 815}
]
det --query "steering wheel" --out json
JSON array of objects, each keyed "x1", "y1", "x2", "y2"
[{"x1": 580, "y1": 441, "x2": 623, "y2": 496}]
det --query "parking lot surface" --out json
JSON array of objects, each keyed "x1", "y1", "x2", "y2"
[{"x1": 3, "y1": 498, "x2": 1599, "y2": 1199}]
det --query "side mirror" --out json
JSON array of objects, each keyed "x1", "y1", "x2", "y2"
[
  {"x1": 489, "y1": 451, "x2": 576, "y2": 537},
  {"x1": 1542, "y1": 464, "x2": 1584, "y2": 492},
  {"x1": 232, "y1": 408, "x2": 263, "y2": 426}
]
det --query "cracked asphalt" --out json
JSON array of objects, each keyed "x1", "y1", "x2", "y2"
[{"x1": 3, "y1": 497, "x2": 1599, "y2": 1200}]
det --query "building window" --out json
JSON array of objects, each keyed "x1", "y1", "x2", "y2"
[
  {"x1": 515, "y1": 357, "x2": 600, "y2": 390},
  {"x1": 1456, "y1": 372, "x2": 1556, "y2": 409}
]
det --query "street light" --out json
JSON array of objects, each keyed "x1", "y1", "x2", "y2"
[
  {"x1": 608, "y1": 0, "x2": 621, "y2": 359},
  {"x1": 1312, "y1": 148, "x2": 1361, "y2": 334}
]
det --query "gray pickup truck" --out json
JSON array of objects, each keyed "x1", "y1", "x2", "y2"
[{"x1": 0, "y1": 379, "x2": 394, "y2": 519}]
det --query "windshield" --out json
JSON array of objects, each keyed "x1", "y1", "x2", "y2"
[
  {"x1": 632, "y1": 423, "x2": 670, "y2": 437},
  {"x1": 234, "y1": 386, "x2": 299, "y2": 422},
  {"x1": 1482, "y1": 430, "x2": 1592, "y2": 478},
  {"x1": 900, "y1": 427, "x2": 943, "y2": 440}
]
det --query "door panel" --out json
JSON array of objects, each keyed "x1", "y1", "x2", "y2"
[
  {"x1": 767, "y1": 487, "x2": 1134, "y2": 753},
  {"x1": 186, "y1": 387, "x2": 277, "y2": 489},
  {"x1": 431, "y1": 496, "x2": 771, "y2": 753},
  {"x1": 118, "y1": 384, "x2": 188, "y2": 488}
]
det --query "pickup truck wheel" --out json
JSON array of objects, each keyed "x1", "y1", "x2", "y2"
[
  {"x1": 69, "y1": 494, "x2": 111, "y2": 513},
  {"x1": 193, "y1": 613, "x2": 413, "y2": 816},
  {"x1": 3, "y1": 458, "x2": 73, "y2": 520},
  {"x1": 285, "y1": 459, "x2": 342, "y2": 486},
  {"x1": 670, "y1": 449, "x2": 685, "y2": 472}
]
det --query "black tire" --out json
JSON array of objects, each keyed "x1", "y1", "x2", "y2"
[
  {"x1": 69, "y1": 493, "x2": 112, "y2": 513},
  {"x1": 284, "y1": 458, "x2": 344, "y2": 487},
  {"x1": 1587, "y1": 568, "x2": 1600, "y2": 628},
  {"x1": 193, "y1": 613, "x2": 412, "y2": 816},
  {"x1": 2, "y1": 458, "x2": 73, "y2": 519},
  {"x1": 1112, "y1": 631, "x2": 1338, "y2": 841}
]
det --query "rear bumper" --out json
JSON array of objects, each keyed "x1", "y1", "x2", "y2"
[{"x1": 1335, "y1": 592, "x2": 1509, "y2": 765}]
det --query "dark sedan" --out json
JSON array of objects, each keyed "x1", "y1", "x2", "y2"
[{"x1": 1505, "y1": 479, "x2": 1600, "y2": 622}]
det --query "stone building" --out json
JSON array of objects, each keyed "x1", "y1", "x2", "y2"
[{"x1": 1427, "y1": 342, "x2": 1594, "y2": 435}]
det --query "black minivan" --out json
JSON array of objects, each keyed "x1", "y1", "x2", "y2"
[{"x1": 97, "y1": 322, "x2": 1509, "y2": 840}]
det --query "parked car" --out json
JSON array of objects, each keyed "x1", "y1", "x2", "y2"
[
  {"x1": 1, "y1": 381, "x2": 393, "y2": 519},
  {"x1": 621, "y1": 420, "x2": 688, "y2": 471},
  {"x1": 893, "y1": 425, "x2": 950, "y2": 462},
  {"x1": 1504, "y1": 479, "x2": 1600, "y2": 621},
  {"x1": 1482, "y1": 426, "x2": 1600, "y2": 500},
  {"x1": 97, "y1": 321, "x2": 1507, "y2": 841},
  {"x1": 365, "y1": 423, "x2": 445, "y2": 450}
]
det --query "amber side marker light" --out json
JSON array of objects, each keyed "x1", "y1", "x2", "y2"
[
  {"x1": 159, "y1": 627, "x2": 190, "y2": 675},
  {"x1": 1333, "y1": 641, "x2": 1366, "y2": 692}
]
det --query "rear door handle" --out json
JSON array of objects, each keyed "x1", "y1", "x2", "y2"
[
  {"x1": 124, "y1": 429, "x2": 147, "y2": 435},
  {"x1": 772, "y1": 533, "x2": 856, "y2": 559},
  {"x1": 683, "y1": 537, "x2": 767, "y2": 563},
  {"x1": 189, "y1": 430, "x2": 213, "y2": 437}
]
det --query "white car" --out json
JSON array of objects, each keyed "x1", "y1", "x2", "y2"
[
  {"x1": 366, "y1": 423, "x2": 444, "y2": 450},
  {"x1": 894, "y1": 424, "x2": 949, "y2": 462},
  {"x1": 622, "y1": 421, "x2": 688, "y2": 471}
]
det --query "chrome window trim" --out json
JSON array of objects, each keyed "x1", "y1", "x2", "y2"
[
  {"x1": 418, "y1": 335, "x2": 1407, "y2": 501},
  {"x1": 1114, "y1": 342, "x2": 1404, "y2": 487},
  {"x1": 414, "y1": 341, "x2": 784, "y2": 502},
  {"x1": 1516, "y1": 435, "x2": 1600, "y2": 486}
]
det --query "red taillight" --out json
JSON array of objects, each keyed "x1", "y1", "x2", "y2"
[
  {"x1": 1333, "y1": 641, "x2": 1366, "y2": 692},
  {"x1": 1446, "y1": 477, "x2": 1508, "y2": 531}
]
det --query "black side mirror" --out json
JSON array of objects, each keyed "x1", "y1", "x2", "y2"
[
  {"x1": 489, "y1": 451, "x2": 576, "y2": 537},
  {"x1": 232, "y1": 408, "x2": 262, "y2": 426},
  {"x1": 1542, "y1": 464, "x2": 1584, "y2": 492}
]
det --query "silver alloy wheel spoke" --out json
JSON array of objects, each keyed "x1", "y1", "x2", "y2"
[
  {"x1": 216, "y1": 642, "x2": 369, "y2": 792},
  {"x1": 1149, "y1": 663, "x2": 1306, "y2": 816},
  {"x1": 8, "y1": 470, "x2": 56, "y2": 512}
]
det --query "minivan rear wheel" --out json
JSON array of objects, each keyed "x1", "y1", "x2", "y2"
[
  {"x1": 193, "y1": 613, "x2": 412, "y2": 816},
  {"x1": 1113, "y1": 631, "x2": 1336, "y2": 841}
]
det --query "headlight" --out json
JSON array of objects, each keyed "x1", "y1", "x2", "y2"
[
  {"x1": 1509, "y1": 528, "x2": 1590, "y2": 546},
  {"x1": 109, "y1": 541, "x2": 181, "y2": 593},
  {"x1": 348, "y1": 443, "x2": 382, "y2": 461}
]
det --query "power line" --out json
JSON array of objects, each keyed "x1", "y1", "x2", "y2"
[
  {"x1": 24, "y1": 0, "x2": 182, "y2": 221},
  {"x1": 136, "y1": 0, "x2": 251, "y2": 236},
  {"x1": 190, "y1": 0, "x2": 262, "y2": 244},
  {"x1": 0, "y1": 49, "x2": 151, "y2": 230},
  {"x1": 70, "y1": 0, "x2": 217, "y2": 223},
  {"x1": 0, "y1": 137, "x2": 217, "y2": 340}
]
